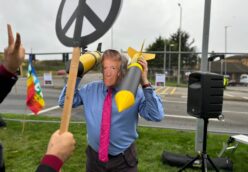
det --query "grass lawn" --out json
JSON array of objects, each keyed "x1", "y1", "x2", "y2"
[{"x1": 0, "y1": 114, "x2": 247, "y2": 172}]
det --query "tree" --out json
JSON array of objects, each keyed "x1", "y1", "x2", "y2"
[
  {"x1": 146, "y1": 30, "x2": 199, "y2": 71},
  {"x1": 169, "y1": 29, "x2": 198, "y2": 70},
  {"x1": 146, "y1": 36, "x2": 165, "y2": 68}
]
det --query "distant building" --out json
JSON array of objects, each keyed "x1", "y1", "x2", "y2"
[{"x1": 209, "y1": 55, "x2": 248, "y2": 81}]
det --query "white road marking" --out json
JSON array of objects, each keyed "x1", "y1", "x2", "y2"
[
  {"x1": 164, "y1": 114, "x2": 220, "y2": 121},
  {"x1": 224, "y1": 93, "x2": 234, "y2": 97}
]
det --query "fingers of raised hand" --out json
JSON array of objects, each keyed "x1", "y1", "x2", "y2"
[
  {"x1": 14, "y1": 33, "x2": 21, "y2": 52},
  {"x1": 7, "y1": 24, "x2": 14, "y2": 46}
]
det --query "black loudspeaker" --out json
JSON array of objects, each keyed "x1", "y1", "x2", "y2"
[{"x1": 187, "y1": 72, "x2": 224, "y2": 119}]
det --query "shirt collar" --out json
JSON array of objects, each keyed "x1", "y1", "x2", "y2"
[{"x1": 102, "y1": 83, "x2": 120, "y2": 94}]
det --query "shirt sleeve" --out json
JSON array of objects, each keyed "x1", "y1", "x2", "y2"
[
  {"x1": 0, "y1": 65, "x2": 18, "y2": 103},
  {"x1": 36, "y1": 155, "x2": 63, "y2": 172},
  {"x1": 138, "y1": 87, "x2": 164, "y2": 121},
  {"x1": 58, "y1": 77, "x2": 83, "y2": 107}
]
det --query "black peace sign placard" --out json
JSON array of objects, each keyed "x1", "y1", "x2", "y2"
[{"x1": 56, "y1": 0, "x2": 122, "y2": 47}]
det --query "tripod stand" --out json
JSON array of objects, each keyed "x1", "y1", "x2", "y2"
[{"x1": 178, "y1": 118, "x2": 219, "y2": 172}]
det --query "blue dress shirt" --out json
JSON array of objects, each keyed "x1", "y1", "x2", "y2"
[{"x1": 58, "y1": 79, "x2": 164, "y2": 155}]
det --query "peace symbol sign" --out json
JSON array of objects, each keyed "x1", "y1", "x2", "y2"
[{"x1": 56, "y1": 0, "x2": 122, "y2": 47}]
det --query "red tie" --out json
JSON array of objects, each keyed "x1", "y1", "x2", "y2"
[{"x1": 99, "y1": 88, "x2": 112, "y2": 162}]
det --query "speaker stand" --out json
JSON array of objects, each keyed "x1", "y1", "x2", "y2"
[{"x1": 178, "y1": 118, "x2": 219, "y2": 172}]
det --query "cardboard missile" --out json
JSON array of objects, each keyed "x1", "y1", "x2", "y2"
[
  {"x1": 115, "y1": 42, "x2": 156, "y2": 112},
  {"x1": 66, "y1": 51, "x2": 102, "y2": 76},
  {"x1": 78, "y1": 51, "x2": 102, "y2": 75}
]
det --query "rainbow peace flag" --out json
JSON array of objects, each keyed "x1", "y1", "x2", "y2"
[{"x1": 26, "y1": 55, "x2": 45, "y2": 114}]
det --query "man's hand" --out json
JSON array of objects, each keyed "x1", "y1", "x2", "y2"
[
  {"x1": 138, "y1": 57, "x2": 149, "y2": 85},
  {"x1": 46, "y1": 130, "x2": 76, "y2": 162},
  {"x1": 3, "y1": 24, "x2": 25, "y2": 73}
]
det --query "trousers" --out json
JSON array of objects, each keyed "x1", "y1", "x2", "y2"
[{"x1": 86, "y1": 143, "x2": 138, "y2": 172}]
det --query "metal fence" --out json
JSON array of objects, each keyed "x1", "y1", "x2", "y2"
[
  {"x1": 2, "y1": 50, "x2": 248, "y2": 84},
  {"x1": 144, "y1": 51, "x2": 248, "y2": 84}
]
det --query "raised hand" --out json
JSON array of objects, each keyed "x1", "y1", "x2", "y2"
[
  {"x1": 138, "y1": 57, "x2": 149, "y2": 85},
  {"x1": 3, "y1": 24, "x2": 25, "y2": 73}
]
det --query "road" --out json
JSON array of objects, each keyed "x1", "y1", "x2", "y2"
[{"x1": 1, "y1": 74, "x2": 248, "y2": 135}]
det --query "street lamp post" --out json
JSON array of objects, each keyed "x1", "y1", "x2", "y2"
[
  {"x1": 163, "y1": 39, "x2": 167, "y2": 74},
  {"x1": 224, "y1": 26, "x2": 231, "y2": 75},
  {"x1": 177, "y1": 3, "x2": 182, "y2": 86},
  {"x1": 169, "y1": 44, "x2": 174, "y2": 75}
]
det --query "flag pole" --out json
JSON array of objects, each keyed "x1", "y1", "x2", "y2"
[
  {"x1": 21, "y1": 107, "x2": 27, "y2": 135},
  {"x1": 22, "y1": 59, "x2": 29, "y2": 135},
  {"x1": 59, "y1": 47, "x2": 81, "y2": 134},
  {"x1": 22, "y1": 61, "x2": 29, "y2": 135}
]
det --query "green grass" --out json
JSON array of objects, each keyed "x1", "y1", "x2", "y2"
[
  {"x1": 18, "y1": 60, "x2": 66, "y2": 76},
  {"x1": 0, "y1": 114, "x2": 247, "y2": 172}
]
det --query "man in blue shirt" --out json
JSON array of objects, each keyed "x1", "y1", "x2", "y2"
[{"x1": 59, "y1": 49, "x2": 164, "y2": 172}]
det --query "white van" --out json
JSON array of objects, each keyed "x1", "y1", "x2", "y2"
[{"x1": 240, "y1": 74, "x2": 248, "y2": 86}]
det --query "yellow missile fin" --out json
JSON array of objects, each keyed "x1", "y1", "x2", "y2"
[
  {"x1": 142, "y1": 53, "x2": 156, "y2": 61},
  {"x1": 127, "y1": 41, "x2": 156, "y2": 62},
  {"x1": 127, "y1": 47, "x2": 138, "y2": 58},
  {"x1": 115, "y1": 90, "x2": 135, "y2": 112}
]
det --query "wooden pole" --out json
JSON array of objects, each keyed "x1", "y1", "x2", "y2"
[{"x1": 59, "y1": 47, "x2": 81, "y2": 134}]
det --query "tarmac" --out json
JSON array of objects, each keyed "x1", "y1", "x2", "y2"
[{"x1": 28, "y1": 72, "x2": 248, "y2": 103}]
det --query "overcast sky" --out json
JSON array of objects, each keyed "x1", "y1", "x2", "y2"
[{"x1": 0, "y1": 0, "x2": 248, "y2": 60}]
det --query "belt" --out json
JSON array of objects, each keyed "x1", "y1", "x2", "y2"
[
  {"x1": 108, "y1": 152, "x2": 124, "y2": 159},
  {"x1": 88, "y1": 143, "x2": 134, "y2": 160}
]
